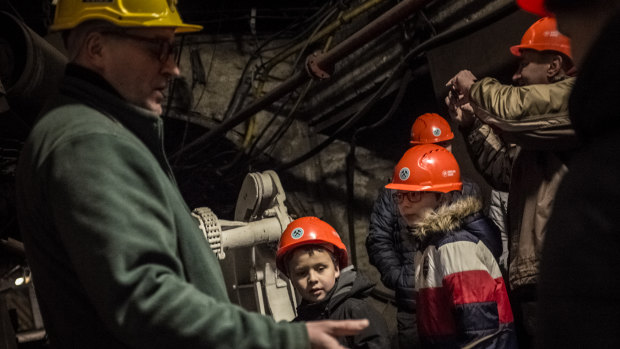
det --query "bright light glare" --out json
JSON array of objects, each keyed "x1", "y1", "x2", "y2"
[{"x1": 14, "y1": 277, "x2": 25, "y2": 286}]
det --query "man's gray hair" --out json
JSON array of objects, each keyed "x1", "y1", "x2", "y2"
[{"x1": 63, "y1": 20, "x2": 120, "y2": 62}]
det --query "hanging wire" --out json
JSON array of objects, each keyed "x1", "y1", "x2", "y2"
[
  {"x1": 171, "y1": 20, "x2": 221, "y2": 167},
  {"x1": 272, "y1": 0, "x2": 518, "y2": 172},
  {"x1": 213, "y1": 4, "x2": 341, "y2": 174},
  {"x1": 346, "y1": 67, "x2": 412, "y2": 266},
  {"x1": 245, "y1": 6, "x2": 340, "y2": 162}
]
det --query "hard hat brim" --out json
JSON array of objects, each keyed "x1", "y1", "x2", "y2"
[
  {"x1": 510, "y1": 45, "x2": 523, "y2": 57},
  {"x1": 385, "y1": 182, "x2": 462, "y2": 194}
]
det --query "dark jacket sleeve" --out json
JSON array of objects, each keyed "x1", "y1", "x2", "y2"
[
  {"x1": 343, "y1": 300, "x2": 390, "y2": 349},
  {"x1": 462, "y1": 177, "x2": 483, "y2": 200},
  {"x1": 461, "y1": 120, "x2": 519, "y2": 191},
  {"x1": 365, "y1": 188, "x2": 403, "y2": 290}
]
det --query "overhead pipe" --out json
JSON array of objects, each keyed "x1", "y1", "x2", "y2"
[
  {"x1": 170, "y1": 0, "x2": 432, "y2": 160},
  {"x1": 0, "y1": 11, "x2": 67, "y2": 126},
  {"x1": 261, "y1": 0, "x2": 388, "y2": 73}
]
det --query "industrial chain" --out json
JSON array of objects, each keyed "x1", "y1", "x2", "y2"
[{"x1": 191, "y1": 207, "x2": 225, "y2": 259}]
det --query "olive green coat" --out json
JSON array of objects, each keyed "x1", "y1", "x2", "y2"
[{"x1": 16, "y1": 66, "x2": 307, "y2": 349}]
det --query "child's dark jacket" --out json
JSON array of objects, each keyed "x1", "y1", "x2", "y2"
[{"x1": 294, "y1": 266, "x2": 389, "y2": 349}]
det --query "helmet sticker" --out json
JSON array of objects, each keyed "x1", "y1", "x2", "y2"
[
  {"x1": 442, "y1": 169, "x2": 457, "y2": 177},
  {"x1": 291, "y1": 227, "x2": 304, "y2": 239},
  {"x1": 432, "y1": 127, "x2": 441, "y2": 137},
  {"x1": 399, "y1": 167, "x2": 410, "y2": 181}
]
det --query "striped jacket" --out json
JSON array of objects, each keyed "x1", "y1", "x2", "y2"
[{"x1": 411, "y1": 196, "x2": 516, "y2": 348}]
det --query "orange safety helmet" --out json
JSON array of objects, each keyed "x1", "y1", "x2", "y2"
[
  {"x1": 510, "y1": 17, "x2": 571, "y2": 59},
  {"x1": 410, "y1": 113, "x2": 454, "y2": 145},
  {"x1": 516, "y1": 0, "x2": 551, "y2": 17},
  {"x1": 276, "y1": 217, "x2": 348, "y2": 275},
  {"x1": 386, "y1": 144, "x2": 462, "y2": 193}
]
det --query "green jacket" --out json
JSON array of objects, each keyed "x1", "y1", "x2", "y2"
[
  {"x1": 16, "y1": 65, "x2": 308, "y2": 349},
  {"x1": 462, "y1": 77, "x2": 577, "y2": 291}
]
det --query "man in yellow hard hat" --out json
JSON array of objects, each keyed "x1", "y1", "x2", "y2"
[{"x1": 14, "y1": 1, "x2": 367, "y2": 348}]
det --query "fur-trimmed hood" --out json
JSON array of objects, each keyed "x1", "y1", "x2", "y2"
[
  {"x1": 409, "y1": 195, "x2": 503, "y2": 261},
  {"x1": 411, "y1": 196, "x2": 483, "y2": 240}
]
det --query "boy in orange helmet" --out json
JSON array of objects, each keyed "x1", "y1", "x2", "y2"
[{"x1": 277, "y1": 217, "x2": 389, "y2": 349}]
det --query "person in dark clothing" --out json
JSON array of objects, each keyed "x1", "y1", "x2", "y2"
[
  {"x1": 514, "y1": 0, "x2": 620, "y2": 348},
  {"x1": 365, "y1": 113, "x2": 481, "y2": 349},
  {"x1": 277, "y1": 217, "x2": 390, "y2": 349}
]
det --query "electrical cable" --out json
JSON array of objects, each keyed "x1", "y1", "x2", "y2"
[
  {"x1": 346, "y1": 67, "x2": 412, "y2": 266},
  {"x1": 255, "y1": 80, "x2": 315, "y2": 159},
  {"x1": 176, "y1": 0, "x2": 517, "y2": 181},
  {"x1": 168, "y1": 0, "x2": 422, "y2": 162},
  {"x1": 170, "y1": 23, "x2": 221, "y2": 167},
  {"x1": 273, "y1": 0, "x2": 517, "y2": 172},
  {"x1": 247, "y1": 7, "x2": 338, "y2": 160},
  {"x1": 273, "y1": 60, "x2": 408, "y2": 173},
  {"x1": 215, "y1": 4, "x2": 339, "y2": 173},
  {"x1": 254, "y1": 2, "x2": 339, "y2": 72},
  {"x1": 203, "y1": 5, "x2": 331, "y2": 172},
  {"x1": 2, "y1": 0, "x2": 24, "y2": 21}
]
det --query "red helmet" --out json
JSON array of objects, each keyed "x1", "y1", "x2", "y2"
[
  {"x1": 386, "y1": 144, "x2": 462, "y2": 193},
  {"x1": 516, "y1": 0, "x2": 551, "y2": 17},
  {"x1": 510, "y1": 17, "x2": 572, "y2": 59},
  {"x1": 410, "y1": 113, "x2": 454, "y2": 145},
  {"x1": 276, "y1": 217, "x2": 348, "y2": 275}
]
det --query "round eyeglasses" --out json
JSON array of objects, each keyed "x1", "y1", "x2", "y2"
[
  {"x1": 101, "y1": 31, "x2": 179, "y2": 63},
  {"x1": 392, "y1": 191, "x2": 424, "y2": 204}
]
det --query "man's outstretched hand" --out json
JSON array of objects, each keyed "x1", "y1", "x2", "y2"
[
  {"x1": 306, "y1": 319, "x2": 369, "y2": 349},
  {"x1": 445, "y1": 70, "x2": 477, "y2": 128},
  {"x1": 446, "y1": 69, "x2": 478, "y2": 96},
  {"x1": 445, "y1": 88, "x2": 475, "y2": 128}
]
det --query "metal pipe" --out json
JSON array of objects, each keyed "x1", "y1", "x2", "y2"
[
  {"x1": 220, "y1": 217, "x2": 284, "y2": 250},
  {"x1": 314, "y1": 0, "x2": 429, "y2": 71},
  {"x1": 171, "y1": 70, "x2": 306, "y2": 159},
  {"x1": 263, "y1": 0, "x2": 388, "y2": 72},
  {"x1": 170, "y1": 0, "x2": 430, "y2": 159}
]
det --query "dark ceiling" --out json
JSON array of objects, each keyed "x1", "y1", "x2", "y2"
[{"x1": 178, "y1": 0, "x2": 326, "y2": 35}]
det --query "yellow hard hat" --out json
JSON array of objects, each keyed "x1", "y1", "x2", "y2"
[{"x1": 50, "y1": 0, "x2": 202, "y2": 33}]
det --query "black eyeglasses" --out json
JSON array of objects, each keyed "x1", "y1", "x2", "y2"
[
  {"x1": 392, "y1": 191, "x2": 424, "y2": 204},
  {"x1": 101, "y1": 31, "x2": 178, "y2": 63}
]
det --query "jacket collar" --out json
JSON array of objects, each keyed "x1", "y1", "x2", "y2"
[
  {"x1": 61, "y1": 65, "x2": 163, "y2": 147},
  {"x1": 60, "y1": 65, "x2": 174, "y2": 180},
  {"x1": 296, "y1": 266, "x2": 374, "y2": 318},
  {"x1": 411, "y1": 196, "x2": 483, "y2": 239}
]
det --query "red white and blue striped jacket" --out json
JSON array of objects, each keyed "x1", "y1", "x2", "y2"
[{"x1": 411, "y1": 196, "x2": 517, "y2": 348}]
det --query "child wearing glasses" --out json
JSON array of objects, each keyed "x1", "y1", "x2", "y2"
[
  {"x1": 365, "y1": 113, "x2": 481, "y2": 348},
  {"x1": 387, "y1": 144, "x2": 516, "y2": 348}
]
